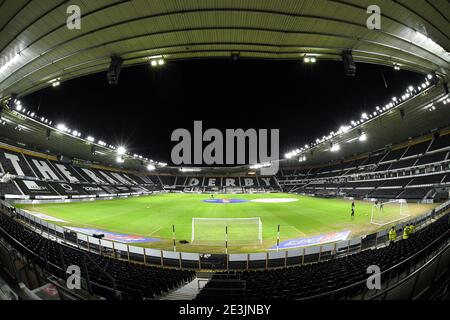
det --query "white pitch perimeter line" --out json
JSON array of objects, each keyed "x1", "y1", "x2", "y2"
[{"x1": 148, "y1": 227, "x2": 162, "y2": 236}]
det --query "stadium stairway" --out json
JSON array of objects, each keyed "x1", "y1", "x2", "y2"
[{"x1": 159, "y1": 275, "x2": 207, "y2": 300}]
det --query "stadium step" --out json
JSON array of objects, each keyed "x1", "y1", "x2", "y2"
[{"x1": 159, "y1": 277, "x2": 207, "y2": 300}]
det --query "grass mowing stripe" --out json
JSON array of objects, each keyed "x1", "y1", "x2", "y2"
[{"x1": 16, "y1": 193, "x2": 437, "y2": 253}]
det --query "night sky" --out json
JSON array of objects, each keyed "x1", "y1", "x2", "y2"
[{"x1": 20, "y1": 59, "x2": 424, "y2": 164}]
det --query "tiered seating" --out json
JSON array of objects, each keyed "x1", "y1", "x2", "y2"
[
  {"x1": 0, "y1": 151, "x2": 36, "y2": 178},
  {"x1": 0, "y1": 212, "x2": 195, "y2": 300},
  {"x1": 196, "y1": 215, "x2": 450, "y2": 300},
  {"x1": 369, "y1": 188, "x2": 403, "y2": 199},
  {"x1": 402, "y1": 140, "x2": 431, "y2": 157},
  {"x1": 389, "y1": 158, "x2": 417, "y2": 170},
  {"x1": 0, "y1": 181, "x2": 22, "y2": 197},
  {"x1": 380, "y1": 177, "x2": 413, "y2": 187},
  {"x1": 345, "y1": 189, "x2": 371, "y2": 198},
  {"x1": 157, "y1": 176, "x2": 280, "y2": 192},
  {"x1": 428, "y1": 133, "x2": 450, "y2": 152},
  {"x1": 382, "y1": 147, "x2": 407, "y2": 162},
  {"x1": 279, "y1": 131, "x2": 450, "y2": 200},
  {"x1": 345, "y1": 157, "x2": 367, "y2": 169},
  {"x1": 399, "y1": 188, "x2": 432, "y2": 199},
  {"x1": 374, "y1": 163, "x2": 392, "y2": 172},
  {"x1": 416, "y1": 151, "x2": 448, "y2": 166},
  {"x1": 410, "y1": 174, "x2": 446, "y2": 186},
  {"x1": 345, "y1": 180, "x2": 383, "y2": 188},
  {"x1": 159, "y1": 175, "x2": 176, "y2": 186},
  {"x1": 362, "y1": 152, "x2": 386, "y2": 166},
  {"x1": 0, "y1": 146, "x2": 163, "y2": 197}
]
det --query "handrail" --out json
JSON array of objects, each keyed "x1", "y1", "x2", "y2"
[
  {"x1": 0, "y1": 215, "x2": 119, "y2": 299},
  {"x1": 298, "y1": 215, "x2": 450, "y2": 300},
  {"x1": 2, "y1": 198, "x2": 449, "y2": 272},
  {"x1": 198, "y1": 278, "x2": 246, "y2": 291},
  {"x1": 45, "y1": 275, "x2": 91, "y2": 300},
  {"x1": 370, "y1": 240, "x2": 450, "y2": 300}
]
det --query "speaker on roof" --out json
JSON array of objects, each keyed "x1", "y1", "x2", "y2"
[
  {"x1": 46, "y1": 128, "x2": 51, "y2": 140},
  {"x1": 342, "y1": 50, "x2": 356, "y2": 76},
  {"x1": 58, "y1": 154, "x2": 71, "y2": 163},
  {"x1": 107, "y1": 56, "x2": 123, "y2": 85},
  {"x1": 6, "y1": 93, "x2": 17, "y2": 110},
  {"x1": 231, "y1": 52, "x2": 240, "y2": 61}
]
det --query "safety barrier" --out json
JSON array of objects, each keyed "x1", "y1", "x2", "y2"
[{"x1": 1, "y1": 198, "x2": 449, "y2": 271}]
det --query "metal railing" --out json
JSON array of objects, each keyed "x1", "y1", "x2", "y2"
[
  {"x1": 1, "y1": 198, "x2": 449, "y2": 272},
  {"x1": 298, "y1": 214, "x2": 450, "y2": 300},
  {"x1": 0, "y1": 216, "x2": 121, "y2": 299}
]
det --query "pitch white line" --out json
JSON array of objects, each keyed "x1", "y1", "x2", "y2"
[{"x1": 148, "y1": 227, "x2": 162, "y2": 236}]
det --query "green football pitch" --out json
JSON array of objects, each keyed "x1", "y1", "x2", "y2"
[{"x1": 16, "y1": 193, "x2": 437, "y2": 253}]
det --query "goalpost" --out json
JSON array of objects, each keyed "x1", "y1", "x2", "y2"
[
  {"x1": 370, "y1": 199, "x2": 410, "y2": 226},
  {"x1": 191, "y1": 217, "x2": 263, "y2": 245}
]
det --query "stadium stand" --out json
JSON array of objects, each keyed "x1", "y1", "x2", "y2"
[
  {"x1": 0, "y1": 210, "x2": 195, "y2": 300},
  {"x1": 0, "y1": 182, "x2": 22, "y2": 198},
  {"x1": 402, "y1": 140, "x2": 431, "y2": 158},
  {"x1": 0, "y1": 143, "x2": 283, "y2": 199},
  {"x1": 278, "y1": 130, "x2": 450, "y2": 201},
  {"x1": 416, "y1": 151, "x2": 448, "y2": 166},
  {"x1": 429, "y1": 133, "x2": 450, "y2": 152},
  {"x1": 381, "y1": 147, "x2": 408, "y2": 162},
  {"x1": 196, "y1": 212, "x2": 450, "y2": 300}
]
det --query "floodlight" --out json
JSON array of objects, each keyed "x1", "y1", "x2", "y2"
[
  {"x1": 56, "y1": 123, "x2": 66, "y2": 131},
  {"x1": 330, "y1": 144, "x2": 340, "y2": 152},
  {"x1": 117, "y1": 146, "x2": 126, "y2": 155},
  {"x1": 150, "y1": 60, "x2": 157, "y2": 67},
  {"x1": 359, "y1": 133, "x2": 367, "y2": 142},
  {"x1": 147, "y1": 164, "x2": 156, "y2": 171}
]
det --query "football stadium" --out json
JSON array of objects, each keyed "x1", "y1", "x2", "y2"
[{"x1": 0, "y1": 0, "x2": 449, "y2": 308}]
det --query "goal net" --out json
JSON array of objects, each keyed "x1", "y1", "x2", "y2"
[
  {"x1": 370, "y1": 199, "x2": 410, "y2": 226},
  {"x1": 191, "y1": 217, "x2": 262, "y2": 245}
]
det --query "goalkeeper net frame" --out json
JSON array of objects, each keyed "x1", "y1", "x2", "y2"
[
  {"x1": 370, "y1": 199, "x2": 410, "y2": 226},
  {"x1": 191, "y1": 217, "x2": 263, "y2": 245}
]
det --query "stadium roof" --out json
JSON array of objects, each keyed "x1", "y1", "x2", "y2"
[
  {"x1": 0, "y1": 0, "x2": 449, "y2": 99},
  {"x1": 283, "y1": 81, "x2": 450, "y2": 167}
]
